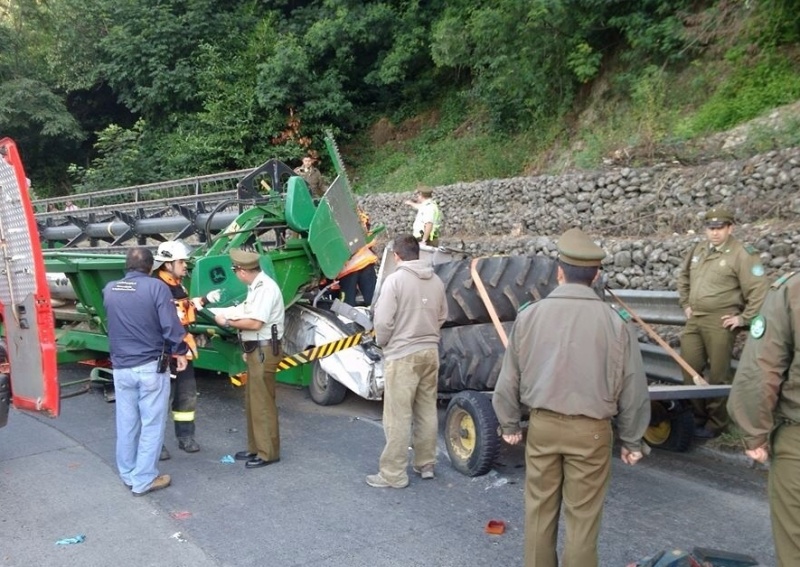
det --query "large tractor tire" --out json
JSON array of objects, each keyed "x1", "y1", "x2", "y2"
[
  {"x1": 434, "y1": 255, "x2": 559, "y2": 326},
  {"x1": 438, "y1": 322, "x2": 513, "y2": 392},
  {"x1": 444, "y1": 391, "x2": 500, "y2": 476},
  {"x1": 308, "y1": 362, "x2": 348, "y2": 406},
  {"x1": 643, "y1": 400, "x2": 694, "y2": 452}
]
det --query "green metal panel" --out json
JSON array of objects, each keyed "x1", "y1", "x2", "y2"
[
  {"x1": 308, "y1": 202, "x2": 353, "y2": 279},
  {"x1": 285, "y1": 177, "x2": 316, "y2": 233}
]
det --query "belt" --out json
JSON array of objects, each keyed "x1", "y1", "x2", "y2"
[
  {"x1": 241, "y1": 340, "x2": 271, "y2": 352},
  {"x1": 532, "y1": 408, "x2": 608, "y2": 422}
]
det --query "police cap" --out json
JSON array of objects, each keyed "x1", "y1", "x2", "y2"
[
  {"x1": 416, "y1": 186, "x2": 433, "y2": 197},
  {"x1": 557, "y1": 228, "x2": 606, "y2": 267},
  {"x1": 230, "y1": 248, "x2": 261, "y2": 270},
  {"x1": 705, "y1": 206, "x2": 734, "y2": 228}
]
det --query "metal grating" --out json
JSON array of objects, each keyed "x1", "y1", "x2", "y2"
[{"x1": 0, "y1": 159, "x2": 36, "y2": 301}]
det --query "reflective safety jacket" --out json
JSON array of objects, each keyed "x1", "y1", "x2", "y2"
[
  {"x1": 156, "y1": 270, "x2": 198, "y2": 359},
  {"x1": 337, "y1": 245, "x2": 378, "y2": 279}
]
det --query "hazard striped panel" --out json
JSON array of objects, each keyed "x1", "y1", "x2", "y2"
[{"x1": 278, "y1": 331, "x2": 369, "y2": 371}]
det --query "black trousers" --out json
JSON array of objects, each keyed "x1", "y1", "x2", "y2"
[{"x1": 170, "y1": 360, "x2": 197, "y2": 439}]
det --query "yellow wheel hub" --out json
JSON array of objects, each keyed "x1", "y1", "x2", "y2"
[
  {"x1": 447, "y1": 409, "x2": 476, "y2": 460},
  {"x1": 644, "y1": 420, "x2": 671, "y2": 445}
]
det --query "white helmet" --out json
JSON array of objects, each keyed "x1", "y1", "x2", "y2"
[{"x1": 154, "y1": 240, "x2": 191, "y2": 263}]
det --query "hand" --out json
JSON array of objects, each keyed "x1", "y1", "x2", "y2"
[
  {"x1": 745, "y1": 445, "x2": 769, "y2": 463},
  {"x1": 191, "y1": 297, "x2": 204, "y2": 310},
  {"x1": 502, "y1": 432, "x2": 523, "y2": 445},
  {"x1": 620, "y1": 447, "x2": 643, "y2": 465},
  {"x1": 721, "y1": 314, "x2": 743, "y2": 330},
  {"x1": 214, "y1": 313, "x2": 228, "y2": 327},
  {"x1": 205, "y1": 289, "x2": 222, "y2": 304},
  {"x1": 175, "y1": 355, "x2": 188, "y2": 372},
  {"x1": 684, "y1": 306, "x2": 693, "y2": 319}
]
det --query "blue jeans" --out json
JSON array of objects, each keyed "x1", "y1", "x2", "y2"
[{"x1": 114, "y1": 360, "x2": 170, "y2": 493}]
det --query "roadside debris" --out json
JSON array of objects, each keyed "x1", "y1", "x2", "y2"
[
  {"x1": 55, "y1": 535, "x2": 85, "y2": 545},
  {"x1": 484, "y1": 520, "x2": 506, "y2": 535}
]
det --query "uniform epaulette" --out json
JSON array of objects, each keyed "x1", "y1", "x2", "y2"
[
  {"x1": 517, "y1": 301, "x2": 532, "y2": 314},
  {"x1": 771, "y1": 271, "x2": 798, "y2": 289},
  {"x1": 610, "y1": 304, "x2": 632, "y2": 322},
  {"x1": 744, "y1": 244, "x2": 758, "y2": 255}
]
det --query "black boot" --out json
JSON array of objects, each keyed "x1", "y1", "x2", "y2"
[{"x1": 178, "y1": 437, "x2": 200, "y2": 453}]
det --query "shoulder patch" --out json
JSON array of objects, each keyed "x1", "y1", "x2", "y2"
[
  {"x1": 749, "y1": 314, "x2": 766, "y2": 339},
  {"x1": 751, "y1": 264, "x2": 765, "y2": 277},
  {"x1": 744, "y1": 244, "x2": 757, "y2": 255},
  {"x1": 517, "y1": 300, "x2": 532, "y2": 314},
  {"x1": 772, "y1": 271, "x2": 798, "y2": 289},
  {"x1": 610, "y1": 304, "x2": 632, "y2": 322}
]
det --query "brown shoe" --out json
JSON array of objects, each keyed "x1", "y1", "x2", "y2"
[
  {"x1": 365, "y1": 474, "x2": 408, "y2": 489},
  {"x1": 413, "y1": 464, "x2": 435, "y2": 479},
  {"x1": 133, "y1": 474, "x2": 171, "y2": 496}
]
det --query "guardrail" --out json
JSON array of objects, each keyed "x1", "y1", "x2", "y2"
[
  {"x1": 610, "y1": 290, "x2": 738, "y2": 398},
  {"x1": 604, "y1": 289, "x2": 685, "y2": 326}
]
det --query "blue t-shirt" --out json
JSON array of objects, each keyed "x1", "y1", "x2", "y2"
[{"x1": 103, "y1": 270, "x2": 187, "y2": 369}]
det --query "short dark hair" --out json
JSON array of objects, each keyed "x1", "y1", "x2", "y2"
[
  {"x1": 558, "y1": 260, "x2": 598, "y2": 286},
  {"x1": 126, "y1": 247, "x2": 154, "y2": 274},
  {"x1": 393, "y1": 234, "x2": 420, "y2": 261}
]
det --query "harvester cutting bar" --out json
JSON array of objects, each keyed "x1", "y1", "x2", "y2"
[
  {"x1": 38, "y1": 208, "x2": 240, "y2": 247},
  {"x1": 34, "y1": 168, "x2": 252, "y2": 212}
]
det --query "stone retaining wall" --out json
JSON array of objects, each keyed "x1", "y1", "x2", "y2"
[{"x1": 358, "y1": 148, "x2": 800, "y2": 290}]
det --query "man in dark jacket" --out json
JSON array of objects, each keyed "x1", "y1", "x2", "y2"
[
  {"x1": 366, "y1": 234, "x2": 448, "y2": 488},
  {"x1": 104, "y1": 247, "x2": 187, "y2": 496}
]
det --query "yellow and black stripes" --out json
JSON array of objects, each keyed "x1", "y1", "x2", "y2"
[{"x1": 278, "y1": 331, "x2": 370, "y2": 372}]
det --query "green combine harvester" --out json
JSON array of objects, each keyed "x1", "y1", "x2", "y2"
[{"x1": 29, "y1": 135, "x2": 733, "y2": 476}]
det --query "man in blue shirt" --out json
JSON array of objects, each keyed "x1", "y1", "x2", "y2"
[{"x1": 104, "y1": 247, "x2": 188, "y2": 496}]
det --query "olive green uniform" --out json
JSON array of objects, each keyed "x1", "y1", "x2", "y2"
[
  {"x1": 677, "y1": 236, "x2": 768, "y2": 432},
  {"x1": 295, "y1": 166, "x2": 325, "y2": 198},
  {"x1": 493, "y1": 284, "x2": 650, "y2": 567},
  {"x1": 727, "y1": 272, "x2": 800, "y2": 567}
]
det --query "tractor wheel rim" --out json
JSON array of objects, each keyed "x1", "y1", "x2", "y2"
[
  {"x1": 644, "y1": 420, "x2": 671, "y2": 445},
  {"x1": 448, "y1": 409, "x2": 476, "y2": 459}
]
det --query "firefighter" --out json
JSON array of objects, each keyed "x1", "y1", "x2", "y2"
[
  {"x1": 153, "y1": 240, "x2": 220, "y2": 459},
  {"x1": 336, "y1": 208, "x2": 378, "y2": 306}
]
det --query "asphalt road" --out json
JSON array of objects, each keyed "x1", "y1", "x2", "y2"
[{"x1": 1, "y1": 364, "x2": 775, "y2": 566}]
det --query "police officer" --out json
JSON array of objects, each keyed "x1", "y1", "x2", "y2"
[
  {"x1": 103, "y1": 247, "x2": 188, "y2": 496},
  {"x1": 727, "y1": 272, "x2": 800, "y2": 567},
  {"x1": 404, "y1": 186, "x2": 441, "y2": 246},
  {"x1": 294, "y1": 152, "x2": 325, "y2": 198},
  {"x1": 677, "y1": 206, "x2": 768, "y2": 438},
  {"x1": 213, "y1": 249, "x2": 285, "y2": 469},
  {"x1": 152, "y1": 240, "x2": 221, "y2": 459},
  {"x1": 492, "y1": 228, "x2": 650, "y2": 567}
]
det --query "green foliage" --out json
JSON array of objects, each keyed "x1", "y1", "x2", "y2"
[
  {"x1": 679, "y1": 54, "x2": 800, "y2": 136},
  {"x1": 2, "y1": 0, "x2": 800, "y2": 196},
  {"x1": 429, "y1": 0, "x2": 695, "y2": 129},
  {"x1": 70, "y1": 120, "x2": 159, "y2": 192}
]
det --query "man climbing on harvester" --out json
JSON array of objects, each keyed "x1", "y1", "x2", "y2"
[{"x1": 153, "y1": 240, "x2": 220, "y2": 459}]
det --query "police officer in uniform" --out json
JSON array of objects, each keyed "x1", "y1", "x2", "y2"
[
  {"x1": 404, "y1": 186, "x2": 442, "y2": 246},
  {"x1": 727, "y1": 272, "x2": 800, "y2": 567},
  {"x1": 152, "y1": 240, "x2": 221, "y2": 459},
  {"x1": 677, "y1": 206, "x2": 768, "y2": 438},
  {"x1": 214, "y1": 249, "x2": 285, "y2": 468},
  {"x1": 492, "y1": 228, "x2": 650, "y2": 567},
  {"x1": 294, "y1": 153, "x2": 325, "y2": 198}
]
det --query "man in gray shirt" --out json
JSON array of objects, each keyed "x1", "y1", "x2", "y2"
[{"x1": 366, "y1": 234, "x2": 448, "y2": 488}]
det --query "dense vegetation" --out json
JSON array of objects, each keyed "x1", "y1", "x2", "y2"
[{"x1": 1, "y1": 0, "x2": 799, "y2": 197}]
